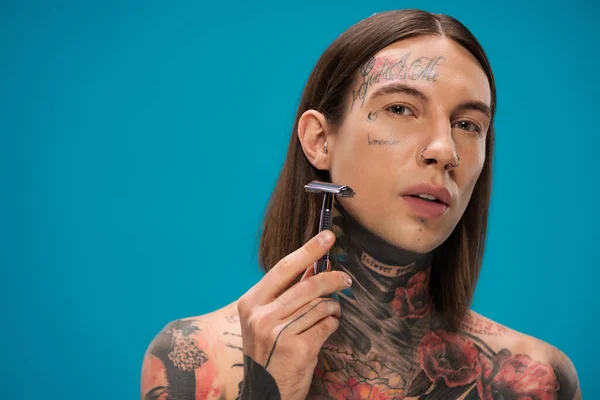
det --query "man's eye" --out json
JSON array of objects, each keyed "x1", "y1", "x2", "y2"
[
  {"x1": 453, "y1": 120, "x2": 481, "y2": 134},
  {"x1": 386, "y1": 105, "x2": 414, "y2": 116}
]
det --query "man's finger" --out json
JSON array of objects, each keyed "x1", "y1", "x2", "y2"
[
  {"x1": 248, "y1": 230, "x2": 335, "y2": 304},
  {"x1": 300, "y1": 259, "x2": 331, "y2": 281}
]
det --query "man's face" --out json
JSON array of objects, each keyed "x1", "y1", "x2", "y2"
[{"x1": 330, "y1": 36, "x2": 492, "y2": 253}]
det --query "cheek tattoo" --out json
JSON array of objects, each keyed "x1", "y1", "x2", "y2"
[
  {"x1": 366, "y1": 111, "x2": 400, "y2": 146},
  {"x1": 367, "y1": 133, "x2": 400, "y2": 146}
]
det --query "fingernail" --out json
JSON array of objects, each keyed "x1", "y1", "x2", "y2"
[
  {"x1": 317, "y1": 231, "x2": 333, "y2": 245},
  {"x1": 344, "y1": 274, "x2": 352, "y2": 287}
]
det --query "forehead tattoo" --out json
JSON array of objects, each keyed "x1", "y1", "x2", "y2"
[{"x1": 351, "y1": 52, "x2": 445, "y2": 109}]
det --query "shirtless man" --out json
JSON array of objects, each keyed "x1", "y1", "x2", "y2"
[{"x1": 140, "y1": 9, "x2": 582, "y2": 400}]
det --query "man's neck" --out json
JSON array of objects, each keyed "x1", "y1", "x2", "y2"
[{"x1": 322, "y1": 201, "x2": 438, "y2": 372}]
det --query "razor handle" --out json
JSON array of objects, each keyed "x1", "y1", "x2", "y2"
[{"x1": 315, "y1": 193, "x2": 334, "y2": 274}]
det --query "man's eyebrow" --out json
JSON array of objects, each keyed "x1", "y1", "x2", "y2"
[
  {"x1": 454, "y1": 101, "x2": 492, "y2": 120},
  {"x1": 369, "y1": 82, "x2": 492, "y2": 119},
  {"x1": 369, "y1": 83, "x2": 429, "y2": 103}
]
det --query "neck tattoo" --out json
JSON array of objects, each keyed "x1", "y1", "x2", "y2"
[
  {"x1": 313, "y1": 201, "x2": 440, "y2": 396},
  {"x1": 309, "y1": 203, "x2": 569, "y2": 400}
]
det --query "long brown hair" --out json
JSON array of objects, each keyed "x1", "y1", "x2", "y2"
[{"x1": 258, "y1": 9, "x2": 496, "y2": 330}]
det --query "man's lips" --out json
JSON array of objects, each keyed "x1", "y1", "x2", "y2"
[
  {"x1": 400, "y1": 183, "x2": 452, "y2": 218},
  {"x1": 401, "y1": 183, "x2": 452, "y2": 206},
  {"x1": 401, "y1": 195, "x2": 448, "y2": 218}
]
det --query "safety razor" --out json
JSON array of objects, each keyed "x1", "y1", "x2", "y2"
[{"x1": 304, "y1": 181, "x2": 356, "y2": 274}]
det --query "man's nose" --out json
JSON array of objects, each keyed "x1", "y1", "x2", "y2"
[{"x1": 419, "y1": 123, "x2": 460, "y2": 171}]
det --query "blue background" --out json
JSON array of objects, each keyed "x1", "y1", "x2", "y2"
[{"x1": 1, "y1": 0, "x2": 597, "y2": 398}]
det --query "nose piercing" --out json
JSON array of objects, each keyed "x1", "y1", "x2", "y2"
[{"x1": 446, "y1": 155, "x2": 460, "y2": 169}]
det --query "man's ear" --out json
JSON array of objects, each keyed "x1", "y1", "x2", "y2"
[{"x1": 297, "y1": 109, "x2": 332, "y2": 171}]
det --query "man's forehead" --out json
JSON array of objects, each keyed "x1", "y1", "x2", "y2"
[
  {"x1": 374, "y1": 39, "x2": 487, "y2": 80},
  {"x1": 375, "y1": 36, "x2": 455, "y2": 57},
  {"x1": 348, "y1": 37, "x2": 491, "y2": 109},
  {"x1": 374, "y1": 47, "x2": 437, "y2": 62}
]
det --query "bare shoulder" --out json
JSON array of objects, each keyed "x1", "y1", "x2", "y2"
[
  {"x1": 460, "y1": 310, "x2": 582, "y2": 400},
  {"x1": 140, "y1": 301, "x2": 244, "y2": 400}
]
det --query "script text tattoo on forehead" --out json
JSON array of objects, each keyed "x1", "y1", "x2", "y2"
[{"x1": 351, "y1": 52, "x2": 445, "y2": 109}]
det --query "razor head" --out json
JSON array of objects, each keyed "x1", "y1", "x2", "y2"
[{"x1": 304, "y1": 181, "x2": 356, "y2": 198}]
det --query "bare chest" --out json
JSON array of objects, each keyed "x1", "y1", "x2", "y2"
[{"x1": 305, "y1": 327, "x2": 561, "y2": 400}]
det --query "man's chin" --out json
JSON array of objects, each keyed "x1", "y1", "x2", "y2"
[
  {"x1": 399, "y1": 240, "x2": 439, "y2": 255},
  {"x1": 375, "y1": 224, "x2": 443, "y2": 254}
]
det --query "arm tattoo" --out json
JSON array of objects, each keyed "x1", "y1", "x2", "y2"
[
  {"x1": 239, "y1": 355, "x2": 281, "y2": 400},
  {"x1": 144, "y1": 320, "x2": 208, "y2": 400},
  {"x1": 225, "y1": 314, "x2": 240, "y2": 324},
  {"x1": 239, "y1": 299, "x2": 337, "y2": 399}
]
